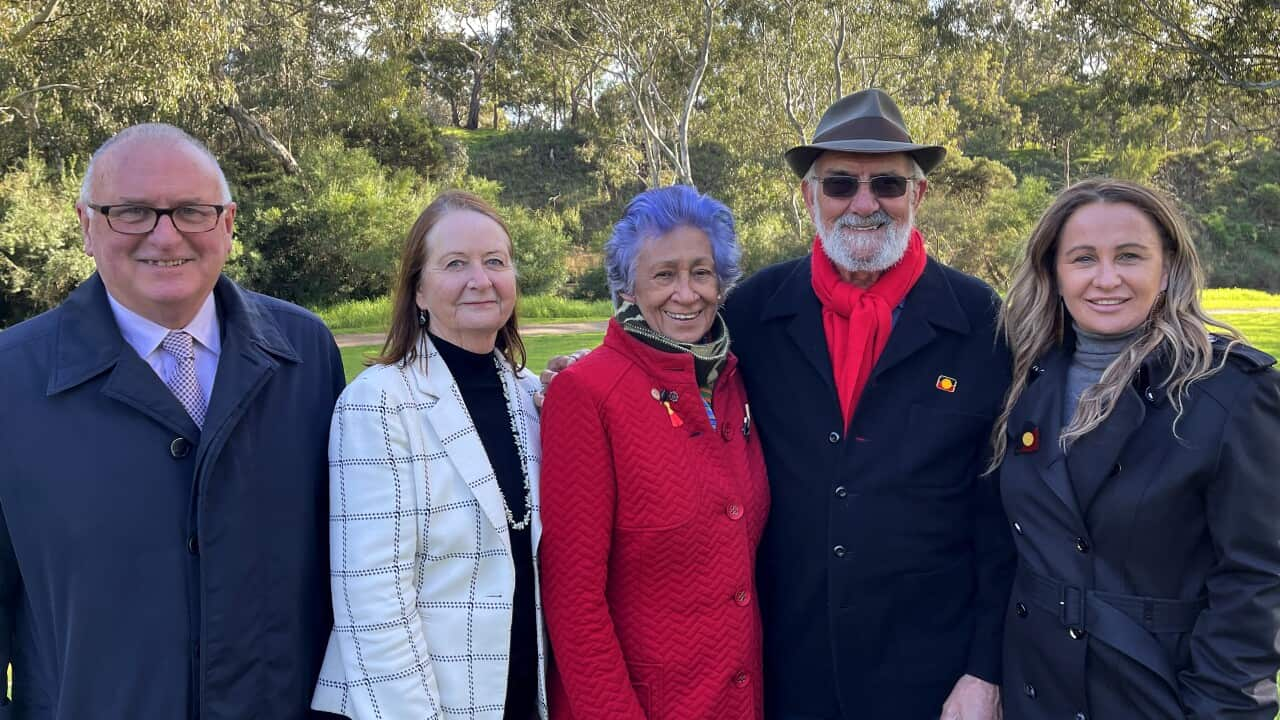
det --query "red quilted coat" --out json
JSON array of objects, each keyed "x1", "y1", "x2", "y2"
[{"x1": 540, "y1": 319, "x2": 769, "y2": 720}]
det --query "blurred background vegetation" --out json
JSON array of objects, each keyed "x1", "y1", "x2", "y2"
[{"x1": 2, "y1": 0, "x2": 1277, "y2": 328}]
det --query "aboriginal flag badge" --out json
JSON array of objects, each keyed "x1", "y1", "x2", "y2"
[
  {"x1": 1015, "y1": 422, "x2": 1040, "y2": 454},
  {"x1": 935, "y1": 375, "x2": 957, "y2": 393}
]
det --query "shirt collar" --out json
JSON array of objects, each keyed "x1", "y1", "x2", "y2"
[{"x1": 106, "y1": 292, "x2": 221, "y2": 358}]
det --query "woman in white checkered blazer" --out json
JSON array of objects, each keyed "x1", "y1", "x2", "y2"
[{"x1": 312, "y1": 191, "x2": 548, "y2": 720}]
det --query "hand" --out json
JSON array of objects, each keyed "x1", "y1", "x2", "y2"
[
  {"x1": 534, "y1": 349, "x2": 591, "y2": 410},
  {"x1": 539, "y1": 349, "x2": 591, "y2": 389},
  {"x1": 939, "y1": 674, "x2": 1001, "y2": 720}
]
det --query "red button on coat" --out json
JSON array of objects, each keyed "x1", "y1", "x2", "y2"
[
  {"x1": 726, "y1": 504, "x2": 743, "y2": 520},
  {"x1": 733, "y1": 671, "x2": 749, "y2": 687},
  {"x1": 733, "y1": 590, "x2": 750, "y2": 606}
]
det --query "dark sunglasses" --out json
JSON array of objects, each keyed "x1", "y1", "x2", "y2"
[{"x1": 818, "y1": 174, "x2": 911, "y2": 199}]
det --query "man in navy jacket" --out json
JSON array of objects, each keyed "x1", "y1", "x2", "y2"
[
  {"x1": 725, "y1": 90, "x2": 1015, "y2": 719},
  {"x1": 0, "y1": 124, "x2": 345, "y2": 719}
]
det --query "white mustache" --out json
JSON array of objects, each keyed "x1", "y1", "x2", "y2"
[{"x1": 833, "y1": 210, "x2": 892, "y2": 231}]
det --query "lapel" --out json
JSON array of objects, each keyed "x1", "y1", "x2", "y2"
[
  {"x1": 47, "y1": 274, "x2": 198, "y2": 438},
  {"x1": 1067, "y1": 383, "x2": 1146, "y2": 516},
  {"x1": 1009, "y1": 347, "x2": 1086, "y2": 526},
  {"x1": 198, "y1": 277, "x2": 300, "y2": 453},
  {"x1": 410, "y1": 336, "x2": 512, "y2": 544},
  {"x1": 760, "y1": 256, "x2": 838, "y2": 402},
  {"x1": 872, "y1": 258, "x2": 971, "y2": 380}
]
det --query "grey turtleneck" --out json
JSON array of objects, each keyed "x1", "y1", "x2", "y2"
[{"x1": 1064, "y1": 322, "x2": 1143, "y2": 426}]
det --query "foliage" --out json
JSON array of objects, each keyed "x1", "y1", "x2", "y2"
[
  {"x1": 1158, "y1": 141, "x2": 1280, "y2": 291},
  {"x1": 231, "y1": 139, "x2": 435, "y2": 307},
  {"x1": 0, "y1": 156, "x2": 92, "y2": 326},
  {"x1": 507, "y1": 205, "x2": 572, "y2": 294},
  {"x1": 340, "y1": 109, "x2": 450, "y2": 179}
]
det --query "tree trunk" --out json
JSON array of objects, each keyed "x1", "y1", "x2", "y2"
[
  {"x1": 465, "y1": 67, "x2": 483, "y2": 129},
  {"x1": 225, "y1": 104, "x2": 301, "y2": 175}
]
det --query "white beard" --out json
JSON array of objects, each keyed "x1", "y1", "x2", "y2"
[{"x1": 813, "y1": 204, "x2": 913, "y2": 274}]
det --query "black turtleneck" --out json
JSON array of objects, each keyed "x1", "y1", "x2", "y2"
[{"x1": 431, "y1": 333, "x2": 538, "y2": 720}]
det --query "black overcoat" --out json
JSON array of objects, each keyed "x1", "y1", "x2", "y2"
[
  {"x1": 1000, "y1": 336, "x2": 1280, "y2": 719},
  {"x1": 726, "y1": 255, "x2": 1016, "y2": 720},
  {"x1": 0, "y1": 274, "x2": 346, "y2": 719}
]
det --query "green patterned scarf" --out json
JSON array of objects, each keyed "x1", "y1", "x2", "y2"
[{"x1": 616, "y1": 301, "x2": 730, "y2": 394}]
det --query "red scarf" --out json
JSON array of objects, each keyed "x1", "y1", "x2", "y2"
[{"x1": 810, "y1": 228, "x2": 927, "y2": 428}]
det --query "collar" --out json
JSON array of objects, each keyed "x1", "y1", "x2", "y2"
[
  {"x1": 601, "y1": 317, "x2": 739, "y2": 387},
  {"x1": 761, "y1": 254, "x2": 970, "y2": 335},
  {"x1": 48, "y1": 274, "x2": 298, "y2": 395},
  {"x1": 106, "y1": 291, "x2": 221, "y2": 359}
]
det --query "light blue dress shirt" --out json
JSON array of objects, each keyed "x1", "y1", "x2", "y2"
[{"x1": 106, "y1": 292, "x2": 221, "y2": 407}]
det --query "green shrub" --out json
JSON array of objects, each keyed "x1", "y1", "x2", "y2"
[
  {"x1": 507, "y1": 206, "x2": 571, "y2": 295},
  {"x1": 341, "y1": 110, "x2": 450, "y2": 179},
  {"x1": 0, "y1": 157, "x2": 93, "y2": 327},
  {"x1": 232, "y1": 138, "x2": 435, "y2": 307}
]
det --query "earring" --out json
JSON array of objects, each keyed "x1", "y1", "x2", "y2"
[{"x1": 417, "y1": 309, "x2": 427, "y2": 327}]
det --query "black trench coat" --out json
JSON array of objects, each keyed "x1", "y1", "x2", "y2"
[{"x1": 1000, "y1": 336, "x2": 1280, "y2": 720}]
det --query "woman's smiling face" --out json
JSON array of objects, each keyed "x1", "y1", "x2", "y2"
[{"x1": 1055, "y1": 201, "x2": 1168, "y2": 336}]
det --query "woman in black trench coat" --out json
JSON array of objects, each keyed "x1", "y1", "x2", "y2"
[{"x1": 990, "y1": 178, "x2": 1280, "y2": 719}]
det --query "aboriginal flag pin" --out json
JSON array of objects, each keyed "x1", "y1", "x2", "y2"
[
  {"x1": 652, "y1": 388, "x2": 684, "y2": 427},
  {"x1": 935, "y1": 375, "x2": 958, "y2": 393},
  {"x1": 1015, "y1": 422, "x2": 1040, "y2": 454}
]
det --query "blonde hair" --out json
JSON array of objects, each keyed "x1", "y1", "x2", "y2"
[{"x1": 988, "y1": 178, "x2": 1240, "y2": 471}]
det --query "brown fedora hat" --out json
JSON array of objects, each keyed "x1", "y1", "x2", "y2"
[{"x1": 784, "y1": 88, "x2": 946, "y2": 177}]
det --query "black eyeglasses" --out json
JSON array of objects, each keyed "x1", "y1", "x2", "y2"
[
  {"x1": 817, "y1": 175, "x2": 912, "y2": 199},
  {"x1": 87, "y1": 203, "x2": 226, "y2": 234}
]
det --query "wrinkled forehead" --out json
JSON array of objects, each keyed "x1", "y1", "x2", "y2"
[
  {"x1": 812, "y1": 150, "x2": 913, "y2": 177},
  {"x1": 92, "y1": 138, "x2": 225, "y2": 203}
]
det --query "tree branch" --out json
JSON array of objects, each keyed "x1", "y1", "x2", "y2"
[{"x1": 4, "y1": 0, "x2": 62, "y2": 47}]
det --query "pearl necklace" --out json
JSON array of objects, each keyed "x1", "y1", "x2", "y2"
[{"x1": 493, "y1": 355, "x2": 533, "y2": 531}]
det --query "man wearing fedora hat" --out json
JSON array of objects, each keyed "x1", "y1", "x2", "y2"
[{"x1": 723, "y1": 88, "x2": 1015, "y2": 719}]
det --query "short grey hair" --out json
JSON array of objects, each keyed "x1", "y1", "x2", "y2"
[{"x1": 79, "y1": 123, "x2": 232, "y2": 204}]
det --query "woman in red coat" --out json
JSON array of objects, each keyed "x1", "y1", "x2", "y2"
[{"x1": 539, "y1": 185, "x2": 769, "y2": 720}]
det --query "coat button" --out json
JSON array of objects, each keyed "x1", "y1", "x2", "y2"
[
  {"x1": 732, "y1": 671, "x2": 749, "y2": 687},
  {"x1": 1069, "y1": 627, "x2": 1086, "y2": 640},
  {"x1": 1015, "y1": 602, "x2": 1028, "y2": 618},
  {"x1": 733, "y1": 590, "x2": 750, "y2": 606},
  {"x1": 1075, "y1": 713, "x2": 1087, "y2": 720},
  {"x1": 1012, "y1": 521, "x2": 1023, "y2": 535},
  {"x1": 828, "y1": 431, "x2": 841, "y2": 443},
  {"x1": 834, "y1": 486, "x2": 848, "y2": 498},
  {"x1": 1024, "y1": 683, "x2": 1036, "y2": 698},
  {"x1": 170, "y1": 437, "x2": 191, "y2": 458},
  {"x1": 832, "y1": 545, "x2": 847, "y2": 558},
  {"x1": 1108, "y1": 463, "x2": 1122, "y2": 477},
  {"x1": 721, "y1": 425, "x2": 732, "y2": 441},
  {"x1": 726, "y1": 504, "x2": 743, "y2": 520},
  {"x1": 187, "y1": 534, "x2": 199, "y2": 555},
  {"x1": 1075, "y1": 537, "x2": 1090, "y2": 553}
]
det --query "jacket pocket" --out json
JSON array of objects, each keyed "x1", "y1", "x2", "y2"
[
  {"x1": 901, "y1": 404, "x2": 994, "y2": 487},
  {"x1": 627, "y1": 660, "x2": 663, "y2": 719}
]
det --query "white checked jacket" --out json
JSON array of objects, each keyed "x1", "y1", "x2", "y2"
[{"x1": 312, "y1": 336, "x2": 548, "y2": 720}]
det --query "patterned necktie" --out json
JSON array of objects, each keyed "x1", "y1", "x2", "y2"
[{"x1": 161, "y1": 330, "x2": 206, "y2": 429}]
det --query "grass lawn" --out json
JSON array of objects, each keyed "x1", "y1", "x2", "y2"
[
  {"x1": 318, "y1": 294, "x2": 611, "y2": 335},
  {"x1": 1215, "y1": 312, "x2": 1280, "y2": 358},
  {"x1": 1201, "y1": 288, "x2": 1280, "y2": 311},
  {"x1": 335, "y1": 311, "x2": 1280, "y2": 384},
  {"x1": 339, "y1": 332, "x2": 605, "y2": 383}
]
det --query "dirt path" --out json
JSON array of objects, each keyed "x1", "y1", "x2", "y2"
[{"x1": 334, "y1": 320, "x2": 608, "y2": 348}]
